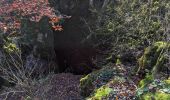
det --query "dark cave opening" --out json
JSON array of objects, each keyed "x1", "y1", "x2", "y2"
[
  {"x1": 47, "y1": 0, "x2": 99, "y2": 75},
  {"x1": 52, "y1": 9, "x2": 99, "y2": 75},
  {"x1": 53, "y1": 20, "x2": 98, "y2": 75},
  {"x1": 54, "y1": 45, "x2": 98, "y2": 75}
]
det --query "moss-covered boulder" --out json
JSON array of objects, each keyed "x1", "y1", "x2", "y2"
[
  {"x1": 141, "y1": 92, "x2": 170, "y2": 100},
  {"x1": 136, "y1": 77, "x2": 170, "y2": 100},
  {"x1": 87, "y1": 75, "x2": 137, "y2": 100},
  {"x1": 80, "y1": 63, "x2": 130, "y2": 97},
  {"x1": 80, "y1": 64, "x2": 118, "y2": 97},
  {"x1": 80, "y1": 64, "x2": 131, "y2": 98},
  {"x1": 87, "y1": 85, "x2": 113, "y2": 100},
  {"x1": 137, "y1": 41, "x2": 170, "y2": 78}
]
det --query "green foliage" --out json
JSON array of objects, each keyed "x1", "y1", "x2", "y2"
[
  {"x1": 141, "y1": 92, "x2": 170, "y2": 100},
  {"x1": 136, "y1": 78, "x2": 170, "y2": 99},
  {"x1": 137, "y1": 41, "x2": 170, "y2": 78},
  {"x1": 24, "y1": 96, "x2": 32, "y2": 100},
  {"x1": 1, "y1": 36, "x2": 20, "y2": 54},
  {"x1": 87, "y1": 86, "x2": 113, "y2": 100},
  {"x1": 91, "y1": 0, "x2": 170, "y2": 54},
  {"x1": 80, "y1": 63, "x2": 122, "y2": 97},
  {"x1": 116, "y1": 58, "x2": 121, "y2": 65},
  {"x1": 3, "y1": 42, "x2": 19, "y2": 53},
  {"x1": 138, "y1": 74, "x2": 154, "y2": 88},
  {"x1": 80, "y1": 74, "x2": 94, "y2": 97}
]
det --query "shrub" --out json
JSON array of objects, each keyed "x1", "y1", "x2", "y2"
[{"x1": 90, "y1": 0, "x2": 170, "y2": 54}]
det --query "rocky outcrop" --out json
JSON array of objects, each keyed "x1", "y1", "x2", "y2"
[
  {"x1": 80, "y1": 63, "x2": 127, "y2": 97},
  {"x1": 12, "y1": 0, "x2": 106, "y2": 75},
  {"x1": 18, "y1": 16, "x2": 59, "y2": 75},
  {"x1": 20, "y1": 16, "x2": 55, "y2": 59},
  {"x1": 79, "y1": 63, "x2": 137, "y2": 99},
  {"x1": 49, "y1": 0, "x2": 90, "y2": 17}
]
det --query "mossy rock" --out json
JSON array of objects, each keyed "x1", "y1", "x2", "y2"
[
  {"x1": 88, "y1": 76, "x2": 136, "y2": 100},
  {"x1": 80, "y1": 67, "x2": 115, "y2": 97},
  {"x1": 136, "y1": 78, "x2": 170, "y2": 100},
  {"x1": 87, "y1": 86, "x2": 113, "y2": 100},
  {"x1": 137, "y1": 41, "x2": 170, "y2": 78},
  {"x1": 141, "y1": 92, "x2": 170, "y2": 100},
  {"x1": 138, "y1": 74, "x2": 154, "y2": 88},
  {"x1": 80, "y1": 74, "x2": 94, "y2": 97},
  {"x1": 80, "y1": 63, "x2": 124, "y2": 97}
]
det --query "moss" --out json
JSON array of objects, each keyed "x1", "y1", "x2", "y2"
[
  {"x1": 164, "y1": 78, "x2": 170, "y2": 87},
  {"x1": 137, "y1": 78, "x2": 170, "y2": 99},
  {"x1": 138, "y1": 48, "x2": 150, "y2": 69},
  {"x1": 116, "y1": 58, "x2": 121, "y2": 65},
  {"x1": 80, "y1": 74, "x2": 94, "y2": 97},
  {"x1": 164, "y1": 79, "x2": 170, "y2": 84},
  {"x1": 80, "y1": 64, "x2": 121, "y2": 97},
  {"x1": 137, "y1": 41, "x2": 170, "y2": 78},
  {"x1": 141, "y1": 93, "x2": 153, "y2": 100},
  {"x1": 3, "y1": 42, "x2": 19, "y2": 53},
  {"x1": 155, "y1": 93, "x2": 170, "y2": 100},
  {"x1": 139, "y1": 74, "x2": 154, "y2": 88},
  {"x1": 141, "y1": 92, "x2": 170, "y2": 100},
  {"x1": 88, "y1": 86, "x2": 113, "y2": 100},
  {"x1": 25, "y1": 96, "x2": 32, "y2": 100}
]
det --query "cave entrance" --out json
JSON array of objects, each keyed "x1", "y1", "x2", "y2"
[
  {"x1": 47, "y1": 0, "x2": 99, "y2": 75},
  {"x1": 53, "y1": 15, "x2": 97, "y2": 75}
]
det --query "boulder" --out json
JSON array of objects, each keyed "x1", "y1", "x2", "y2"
[
  {"x1": 136, "y1": 77, "x2": 170, "y2": 100},
  {"x1": 80, "y1": 63, "x2": 137, "y2": 99},
  {"x1": 80, "y1": 63, "x2": 126, "y2": 97}
]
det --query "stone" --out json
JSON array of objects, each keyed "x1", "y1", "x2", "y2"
[{"x1": 20, "y1": 16, "x2": 55, "y2": 59}]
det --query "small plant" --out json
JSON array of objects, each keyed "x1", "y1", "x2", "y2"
[{"x1": 0, "y1": 37, "x2": 40, "y2": 98}]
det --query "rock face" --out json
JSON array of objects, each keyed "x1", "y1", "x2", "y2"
[
  {"x1": 17, "y1": 0, "x2": 100, "y2": 75},
  {"x1": 20, "y1": 16, "x2": 55, "y2": 59},
  {"x1": 19, "y1": 16, "x2": 59, "y2": 75},
  {"x1": 48, "y1": 0, "x2": 101, "y2": 74},
  {"x1": 49, "y1": 0, "x2": 90, "y2": 17}
]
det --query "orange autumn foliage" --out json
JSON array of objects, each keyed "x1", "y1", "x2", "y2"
[
  {"x1": 52, "y1": 25, "x2": 63, "y2": 31},
  {"x1": 49, "y1": 16, "x2": 71, "y2": 31},
  {"x1": 49, "y1": 17, "x2": 61, "y2": 23}
]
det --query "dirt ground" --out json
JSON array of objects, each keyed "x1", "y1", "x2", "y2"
[{"x1": 0, "y1": 73, "x2": 84, "y2": 100}]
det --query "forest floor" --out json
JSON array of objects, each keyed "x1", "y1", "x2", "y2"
[
  {"x1": 0, "y1": 73, "x2": 84, "y2": 100},
  {"x1": 38, "y1": 73, "x2": 83, "y2": 100}
]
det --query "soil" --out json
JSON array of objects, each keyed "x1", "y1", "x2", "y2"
[{"x1": 0, "y1": 73, "x2": 84, "y2": 100}]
